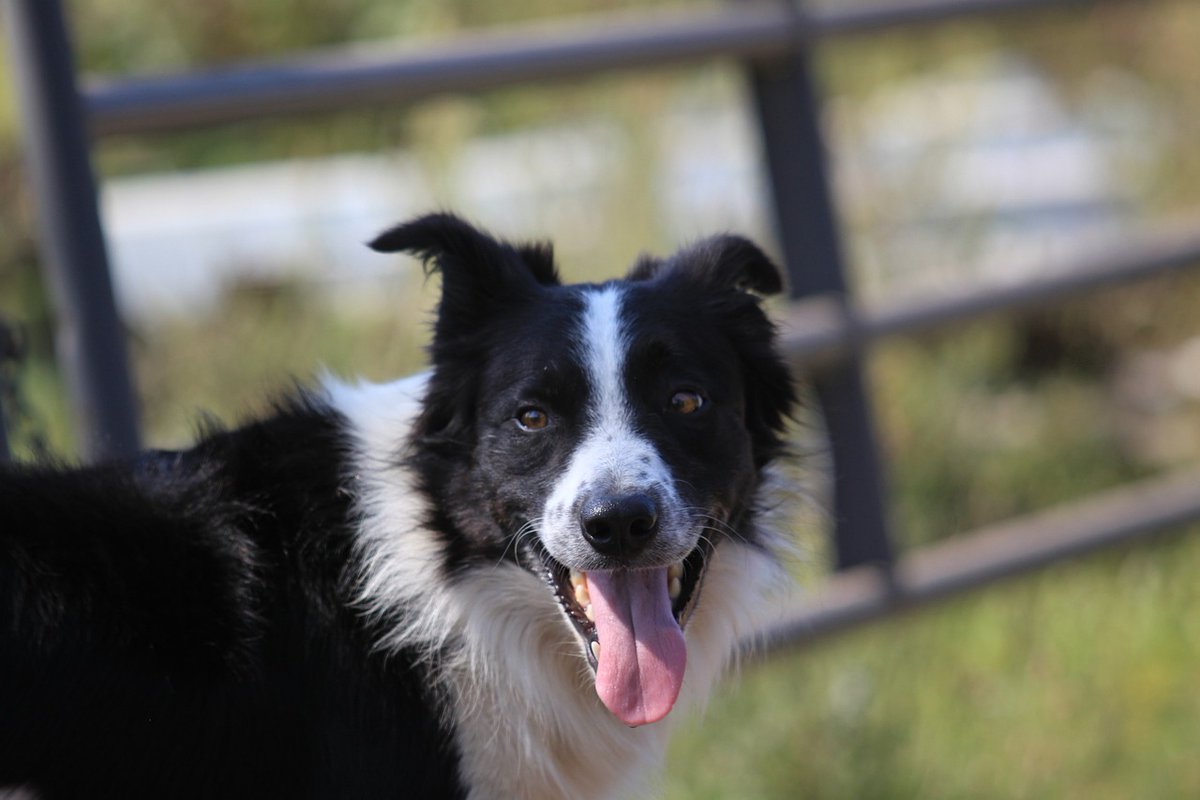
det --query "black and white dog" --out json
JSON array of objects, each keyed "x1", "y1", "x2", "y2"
[{"x1": 0, "y1": 214, "x2": 796, "y2": 799}]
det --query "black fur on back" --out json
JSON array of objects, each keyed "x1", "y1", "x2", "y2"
[{"x1": 0, "y1": 397, "x2": 463, "y2": 799}]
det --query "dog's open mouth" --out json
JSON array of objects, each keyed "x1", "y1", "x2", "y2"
[{"x1": 527, "y1": 541, "x2": 711, "y2": 727}]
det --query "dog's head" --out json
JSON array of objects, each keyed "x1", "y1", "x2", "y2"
[{"x1": 371, "y1": 214, "x2": 795, "y2": 726}]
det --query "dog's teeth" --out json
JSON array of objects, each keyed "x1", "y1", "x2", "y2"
[
  {"x1": 574, "y1": 582, "x2": 591, "y2": 607},
  {"x1": 585, "y1": 603, "x2": 595, "y2": 622},
  {"x1": 668, "y1": 562, "x2": 684, "y2": 580},
  {"x1": 569, "y1": 569, "x2": 585, "y2": 588},
  {"x1": 668, "y1": 576, "x2": 682, "y2": 601},
  {"x1": 591, "y1": 640, "x2": 601, "y2": 661}
]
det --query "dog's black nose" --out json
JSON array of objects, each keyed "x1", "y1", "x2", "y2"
[{"x1": 580, "y1": 493, "x2": 659, "y2": 559}]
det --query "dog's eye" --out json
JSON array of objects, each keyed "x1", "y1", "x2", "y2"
[
  {"x1": 516, "y1": 407, "x2": 550, "y2": 431},
  {"x1": 668, "y1": 390, "x2": 705, "y2": 415}
]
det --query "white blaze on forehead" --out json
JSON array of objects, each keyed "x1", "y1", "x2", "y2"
[{"x1": 581, "y1": 285, "x2": 630, "y2": 430}]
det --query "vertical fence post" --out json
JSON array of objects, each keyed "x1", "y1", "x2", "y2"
[
  {"x1": 2, "y1": 0, "x2": 140, "y2": 462},
  {"x1": 0, "y1": 319, "x2": 15, "y2": 462},
  {"x1": 746, "y1": 12, "x2": 895, "y2": 570},
  {"x1": 0, "y1": 395, "x2": 9, "y2": 465}
]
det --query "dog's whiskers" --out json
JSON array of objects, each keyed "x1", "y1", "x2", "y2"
[
  {"x1": 680, "y1": 505, "x2": 748, "y2": 545},
  {"x1": 498, "y1": 518, "x2": 544, "y2": 570}
]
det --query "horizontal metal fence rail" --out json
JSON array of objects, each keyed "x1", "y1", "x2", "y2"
[
  {"x1": 83, "y1": 0, "x2": 1096, "y2": 138},
  {"x1": 783, "y1": 224, "x2": 1200, "y2": 371},
  {"x1": 758, "y1": 467, "x2": 1200, "y2": 654}
]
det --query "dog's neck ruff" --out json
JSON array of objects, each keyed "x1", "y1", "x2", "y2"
[{"x1": 325, "y1": 373, "x2": 788, "y2": 800}]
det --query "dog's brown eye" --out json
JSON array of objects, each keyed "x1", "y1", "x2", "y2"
[
  {"x1": 669, "y1": 390, "x2": 704, "y2": 415},
  {"x1": 517, "y1": 407, "x2": 550, "y2": 431}
]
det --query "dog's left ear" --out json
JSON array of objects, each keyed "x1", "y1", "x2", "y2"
[
  {"x1": 632, "y1": 234, "x2": 795, "y2": 466},
  {"x1": 627, "y1": 235, "x2": 784, "y2": 296}
]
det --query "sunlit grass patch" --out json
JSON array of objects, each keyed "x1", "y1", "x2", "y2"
[{"x1": 665, "y1": 529, "x2": 1200, "y2": 800}]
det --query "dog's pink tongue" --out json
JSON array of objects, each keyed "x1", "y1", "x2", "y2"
[{"x1": 587, "y1": 568, "x2": 687, "y2": 727}]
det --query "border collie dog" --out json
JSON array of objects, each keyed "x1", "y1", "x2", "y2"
[{"x1": 0, "y1": 214, "x2": 796, "y2": 799}]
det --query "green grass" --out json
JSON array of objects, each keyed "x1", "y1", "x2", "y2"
[
  {"x1": 664, "y1": 530, "x2": 1200, "y2": 799},
  {"x1": 131, "y1": 278, "x2": 433, "y2": 447},
  {"x1": 4, "y1": 277, "x2": 433, "y2": 457},
  {"x1": 870, "y1": 324, "x2": 1156, "y2": 548}
]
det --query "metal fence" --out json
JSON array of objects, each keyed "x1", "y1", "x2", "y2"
[{"x1": 3, "y1": 0, "x2": 1199, "y2": 649}]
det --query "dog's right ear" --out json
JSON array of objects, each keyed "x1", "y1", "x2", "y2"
[
  {"x1": 370, "y1": 214, "x2": 559, "y2": 446},
  {"x1": 369, "y1": 213, "x2": 559, "y2": 323}
]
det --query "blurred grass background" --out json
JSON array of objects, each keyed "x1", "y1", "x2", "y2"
[{"x1": 2, "y1": 1, "x2": 1200, "y2": 796}]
